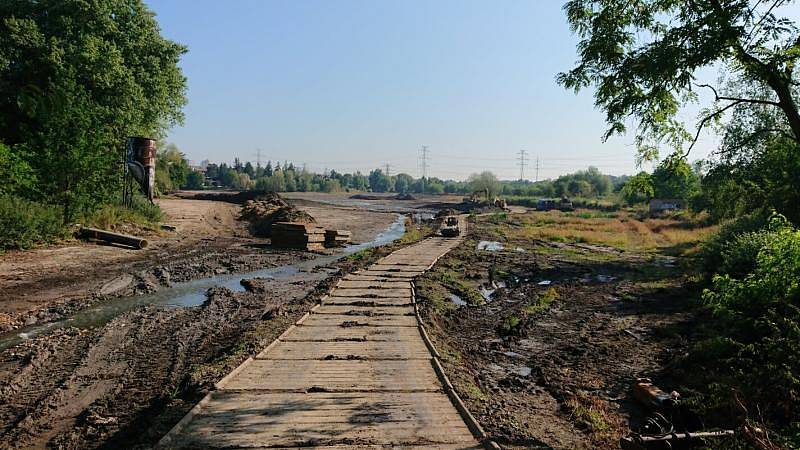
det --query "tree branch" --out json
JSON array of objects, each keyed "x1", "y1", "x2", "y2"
[
  {"x1": 718, "y1": 127, "x2": 794, "y2": 157},
  {"x1": 695, "y1": 83, "x2": 781, "y2": 106},
  {"x1": 684, "y1": 100, "x2": 747, "y2": 157}
]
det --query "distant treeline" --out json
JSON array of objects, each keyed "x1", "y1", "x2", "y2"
[{"x1": 203, "y1": 159, "x2": 627, "y2": 198}]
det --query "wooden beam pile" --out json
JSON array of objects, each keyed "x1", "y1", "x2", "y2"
[
  {"x1": 271, "y1": 222, "x2": 326, "y2": 251},
  {"x1": 325, "y1": 229, "x2": 352, "y2": 247}
]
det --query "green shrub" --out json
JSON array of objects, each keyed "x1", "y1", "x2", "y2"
[
  {"x1": 0, "y1": 194, "x2": 66, "y2": 250},
  {"x1": 697, "y1": 214, "x2": 800, "y2": 445},
  {"x1": 83, "y1": 195, "x2": 162, "y2": 230},
  {"x1": 700, "y1": 212, "x2": 769, "y2": 277}
]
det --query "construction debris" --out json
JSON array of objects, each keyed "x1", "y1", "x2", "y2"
[
  {"x1": 271, "y1": 222, "x2": 326, "y2": 251},
  {"x1": 78, "y1": 226, "x2": 148, "y2": 249},
  {"x1": 621, "y1": 430, "x2": 735, "y2": 450},
  {"x1": 325, "y1": 229, "x2": 352, "y2": 247},
  {"x1": 240, "y1": 192, "x2": 315, "y2": 236},
  {"x1": 633, "y1": 378, "x2": 680, "y2": 409}
]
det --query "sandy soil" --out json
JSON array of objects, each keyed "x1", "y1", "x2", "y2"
[{"x1": 417, "y1": 213, "x2": 698, "y2": 449}]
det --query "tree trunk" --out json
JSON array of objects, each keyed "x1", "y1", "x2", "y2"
[{"x1": 770, "y1": 77, "x2": 800, "y2": 143}]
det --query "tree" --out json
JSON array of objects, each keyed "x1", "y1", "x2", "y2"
[
  {"x1": 395, "y1": 173, "x2": 414, "y2": 194},
  {"x1": 368, "y1": 169, "x2": 391, "y2": 192},
  {"x1": 1, "y1": 0, "x2": 187, "y2": 221},
  {"x1": 156, "y1": 143, "x2": 189, "y2": 194},
  {"x1": 652, "y1": 156, "x2": 699, "y2": 200},
  {"x1": 184, "y1": 171, "x2": 204, "y2": 190},
  {"x1": 243, "y1": 162, "x2": 255, "y2": 177},
  {"x1": 468, "y1": 171, "x2": 500, "y2": 199},
  {"x1": 559, "y1": 1, "x2": 800, "y2": 160},
  {"x1": 620, "y1": 172, "x2": 655, "y2": 205}
]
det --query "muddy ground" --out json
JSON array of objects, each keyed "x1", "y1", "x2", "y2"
[
  {"x1": 417, "y1": 212, "x2": 703, "y2": 449},
  {"x1": 0, "y1": 192, "x2": 398, "y2": 332},
  {"x1": 0, "y1": 192, "x2": 416, "y2": 449}
]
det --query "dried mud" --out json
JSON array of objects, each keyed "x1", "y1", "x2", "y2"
[{"x1": 417, "y1": 215, "x2": 699, "y2": 449}]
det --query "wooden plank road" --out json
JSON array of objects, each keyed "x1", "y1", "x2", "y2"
[{"x1": 158, "y1": 216, "x2": 482, "y2": 449}]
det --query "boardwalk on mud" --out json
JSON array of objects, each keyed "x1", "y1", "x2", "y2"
[{"x1": 159, "y1": 216, "x2": 482, "y2": 449}]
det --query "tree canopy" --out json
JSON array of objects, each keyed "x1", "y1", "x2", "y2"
[
  {"x1": 0, "y1": 0, "x2": 187, "y2": 220},
  {"x1": 559, "y1": 0, "x2": 800, "y2": 160}
]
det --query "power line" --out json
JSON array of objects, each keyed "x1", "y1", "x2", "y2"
[
  {"x1": 517, "y1": 149, "x2": 528, "y2": 181},
  {"x1": 535, "y1": 156, "x2": 540, "y2": 182},
  {"x1": 419, "y1": 145, "x2": 429, "y2": 194},
  {"x1": 385, "y1": 163, "x2": 391, "y2": 176}
]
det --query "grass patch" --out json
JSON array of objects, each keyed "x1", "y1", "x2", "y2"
[
  {"x1": 83, "y1": 196, "x2": 163, "y2": 231},
  {"x1": 0, "y1": 194, "x2": 67, "y2": 250},
  {"x1": 564, "y1": 391, "x2": 622, "y2": 446},
  {"x1": 479, "y1": 209, "x2": 716, "y2": 253},
  {"x1": 463, "y1": 382, "x2": 488, "y2": 403},
  {"x1": 522, "y1": 287, "x2": 559, "y2": 314}
]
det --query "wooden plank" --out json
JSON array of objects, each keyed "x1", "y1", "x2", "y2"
[
  {"x1": 221, "y1": 359, "x2": 442, "y2": 391},
  {"x1": 258, "y1": 340, "x2": 431, "y2": 360},
  {"x1": 300, "y1": 314, "x2": 418, "y2": 327},
  {"x1": 329, "y1": 288, "x2": 411, "y2": 298},
  {"x1": 280, "y1": 325, "x2": 423, "y2": 342}
]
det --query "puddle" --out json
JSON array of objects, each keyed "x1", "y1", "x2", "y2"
[
  {"x1": 596, "y1": 274, "x2": 617, "y2": 283},
  {"x1": 479, "y1": 287, "x2": 496, "y2": 302},
  {"x1": 476, "y1": 241, "x2": 503, "y2": 251},
  {"x1": 503, "y1": 351, "x2": 523, "y2": 358},
  {"x1": 448, "y1": 294, "x2": 466, "y2": 307},
  {"x1": 517, "y1": 366, "x2": 532, "y2": 377},
  {"x1": 537, "y1": 280, "x2": 552, "y2": 286},
  {"x1": 514, "y1": 247, "x2": 526, "y2": 253},
  {"x1": 0, "y1": 214, "x2": 407, "y2": 352}
]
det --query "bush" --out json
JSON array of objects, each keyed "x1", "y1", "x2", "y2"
[
  {"x1": 0, "y1": 194, "x2": 66, "y2": 250},
  {"x1": 700, "y1": 212, "x2": 769, "y2": 277},
  {"x1": 83, "y1": 195, "x2": 163, "y2": 231},
  {"x1": 697, "y1": 214, "x2": 800, "y2": 446}
]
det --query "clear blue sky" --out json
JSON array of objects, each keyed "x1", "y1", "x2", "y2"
[{"x1": 144, "y1": 0, "x2": 714, "y2": 181}]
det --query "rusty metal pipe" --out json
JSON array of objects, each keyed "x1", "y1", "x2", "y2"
[
  {"x1": 79, "y1": 227, "x2": 149, "y2": 249},
  {"x1": 621, "y1": 430, "x2": 736, "y2": 450}
]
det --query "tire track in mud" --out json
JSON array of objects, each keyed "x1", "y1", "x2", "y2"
[{"x1": 0, "y1": 270, "x2": 331, "y2": 449}]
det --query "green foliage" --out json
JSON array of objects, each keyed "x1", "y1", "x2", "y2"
[
  {"x1": 652, "y1": 156, "x2": 699, "y2": 200},
  {"x1": 155, "y1": 143, "x2": 190, "y2": 194},
  {"x1": 620, "y1": 172, "x2": 654, "y2": 205},
  {"x1": 368, "y1": 169, "x2": 393, "y2": 192},
  {"x1": 185, "y1": 171, "x2": 205, "y2": 189},
  {"x1": 559, "y1": 0, "x2": 800, "y2": 159},
  {"x1": 522, "y1": 287, "x2": 559, "y2": 315},
  {"x1": 467, "y1": 171, "x2": 500, "y2": 199},
  {"x1": 698, "y1": 215, "x2": 800, "y2": 442},
  {"x1": 700, "y1": 213, "x2": 769, "y2": 278},
  {"x1": 0, "y1": 0, "x2": 187, "y2": 221},
  {"x1": 0, "y1": 142, "x2": 34, "y2": 195},
  {"x1": 0, "y1": 194, "x2": 66, "y2": 250},
  {"x1": 84, "y1": 195, "x2": 163, "y2": 230},
  {"x1": 498, "y1": 315, "x2": 522, "y2": 336}
]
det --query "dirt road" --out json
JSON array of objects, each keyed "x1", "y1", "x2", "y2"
[{"x1": 159, "y1": 216, "x2": 480, "y2": 448}]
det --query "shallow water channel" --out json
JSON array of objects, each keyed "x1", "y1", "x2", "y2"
[{"x1": 0, "y1": 214, "x2": 406, "y2": 351}]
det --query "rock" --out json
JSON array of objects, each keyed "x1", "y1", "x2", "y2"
[{"x1": 99, "y1": 274, "x2": 134, "y2": 296}]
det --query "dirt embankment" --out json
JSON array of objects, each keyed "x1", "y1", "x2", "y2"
[{"x1": 416, "y1": 213, "x2": 699, "y2": 449}]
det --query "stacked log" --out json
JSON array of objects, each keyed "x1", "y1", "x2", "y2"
[
  {"x1": 271, "y1": 222, "x2": 326, "y2": 251},
  {"x1": 325, "y1": 229, "x2": 352, "y2": 247}
]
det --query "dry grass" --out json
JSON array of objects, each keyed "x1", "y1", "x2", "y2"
[
  {"x1": 493, "y1": 209, "x2": 717, "y2": 253},
  {"x1": 564, "y1": 391, "x2": 625, "y2": 447}
]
